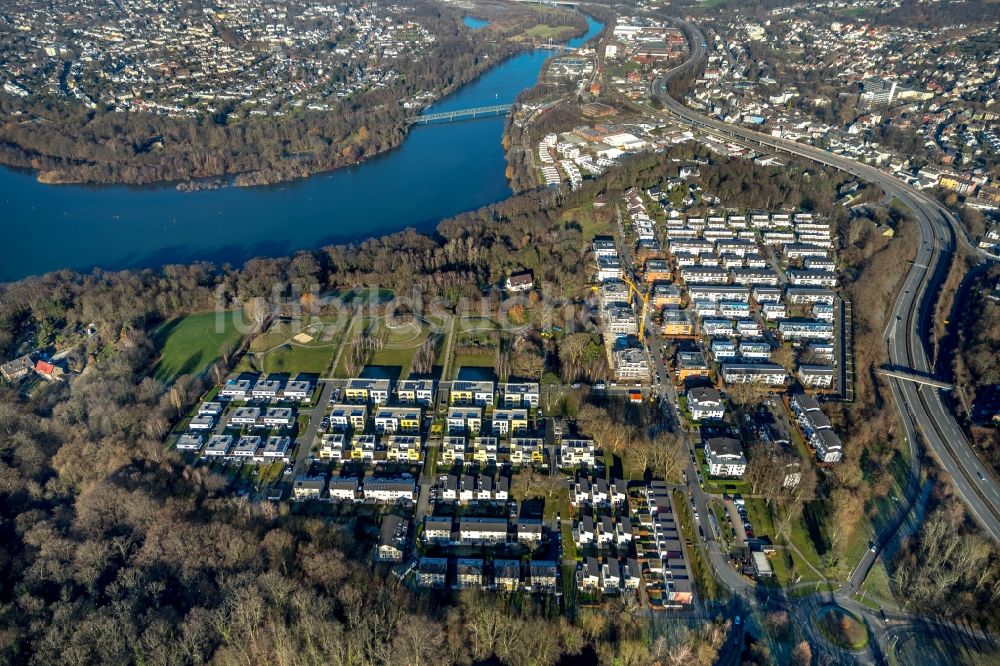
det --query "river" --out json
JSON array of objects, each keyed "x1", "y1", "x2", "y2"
[{"x1": 0, "y1": 16, "x2": 602, "y2": 282}]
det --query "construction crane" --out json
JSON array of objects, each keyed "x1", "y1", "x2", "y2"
[{"x1": 619, "y1": 274, "x2": 652, "y2": 340}]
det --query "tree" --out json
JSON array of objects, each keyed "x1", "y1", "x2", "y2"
[
  {"x1": 647, "y1": 431, "x2": 687, "y2": 483},
  {"x1": 770, "y1": 345, "x2": 795, "y2": 372},
  {"x1": 790, "y1": 640, "x2": 812, "y2": 666},
  {"x1": 727, "y1": 382, "x2": 770, "y2": 409}
]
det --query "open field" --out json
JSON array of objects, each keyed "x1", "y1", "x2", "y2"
[
  {"x1": 153, "y1": 311, "x2": 244, "y2": 383},
  {"x1": 241, "y1": 315, "x2": 349, "y2": 376},
  {"x1": 335, "y1": 316, "x2": 446, "y2": 379}
]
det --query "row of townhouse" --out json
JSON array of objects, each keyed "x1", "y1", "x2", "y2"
[
  {"x1": 319, "y1": 432, "x2": 421, "y2": 463},
  {"x1": 640, "y1": 482, "x2": 694, "y2": 606},
  {"x1": 444, "y1": 407, "x2": 530, "y2": 437},
  {"x1": 293, "y1": 475, "x2": 417, "y2": 502},
  {"x1": 181, "y1": 433, "x2": 292, "y2": 462},
  {"x1": 577, "y1": 514, "x2": 633, "y2": 548},
  {"x1": 578, "y1": 556, "x2": 642, "y2": 594},
  {"x1": 437, "y1": 473, "x2": 510, "y2": 503},
  {"x1": 417, "y1": 557, "x2": 559, "y2": 592},
  {"x1": 422, "y1": 516, "x2": 543, "y2": 546},
  {"x1": 698, "y1": 316, "x2": 763, "y2": 338},
  {"x1": 569, "y1": 475, "x2": 627, "y2": 507},
  {"x1": 227, "y1": 406, "x2": 296, "y2": 429},
  {"x1": 798, "y1": 364, "x2": 836, "y2": 389},
  {"x1": 720, "y1": 363, "x2": 789, "y2": 387},
  {"x1": 778, "y1": 319, "x2": 835, "y2": 341},
  {"x1": 441, "y1": 435, "x2": 501, "y2": 465},
  {"x1": 791, "y1": 395, "x2": 844, "y2": 462},
  {"x1": 219, "y1": 373, "x2": 316, "y2": 402},
  {"x1": 560, "y1": 437, "x2": 597, "y2": 467}
]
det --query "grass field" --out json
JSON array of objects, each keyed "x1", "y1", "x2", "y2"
[
  {"x1": 335, "y1": 316, "x2": 444, "y2": 379},
  {"x1": 815, "y1": 606, "x2": 869, "y2": 650},
  {"x1": 153, "y1": 311, "x2": 244, "y2": 383},
  {"x1": 241, "y1": 315, "x2": 348, "y2": 376}
]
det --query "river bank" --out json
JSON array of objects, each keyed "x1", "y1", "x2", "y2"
[{"x1": 0, "y1": 16, "x2": 603, "y2": 282}]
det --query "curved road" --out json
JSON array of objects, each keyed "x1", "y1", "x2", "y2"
[{"x1": 651, "y1": 19, "x2": 1000, "y2": 552}]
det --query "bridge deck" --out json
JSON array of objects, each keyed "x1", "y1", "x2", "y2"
[{"x1": 408, "y1": 103, "x2": 512, "y2": 124}]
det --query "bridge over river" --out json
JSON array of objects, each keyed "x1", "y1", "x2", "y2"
[{"x1": 408, "y1": 103, "x2": 512, "y2": 124}]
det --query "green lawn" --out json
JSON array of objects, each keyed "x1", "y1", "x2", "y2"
[
  {"x1": 257, "y1": 344, "x2": 336, "y2": 375},
  {"x1": 815, "y1": 607, "x2": 869, "y2": 651},
  {"x1": 785, "y1": 506, "x2": 826, "y2": 573},
  {"x1": 858, "y1": 560, "x2": 895, "y2": 608},
  {"x1": 153, "y1": 311, "x2": 244, "y2": 383},
  {"x1": 451, "y1": 353, "x2": 496, "y2": 380},
  {"x1": 333, "y1": 316, "x2": 445, "y2": 379}
]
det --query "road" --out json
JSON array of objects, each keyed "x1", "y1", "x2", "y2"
[
  {"x1": 650, "y1": 18, "x2": 1000, "y2": 550},
  {"x1": 291, "y1": 380, "x2": 336, "y2": 477}
]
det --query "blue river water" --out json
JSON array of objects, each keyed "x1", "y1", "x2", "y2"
[{"x1": 0, "y1": 16, "x2": 601, "y2": 282}]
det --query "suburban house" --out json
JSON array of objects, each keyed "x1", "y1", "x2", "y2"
[
  {"x1": 229, "y1": 406, "x2": 261, "y2": 427},
  {"x1": 704, "y1": 437, "x2": 747, "y2": 478},
  {"x1": 292, "y1": 476, "x2": 326, "y2": 500},
  {"x1": 344, "y1": 378, "x2": 390, "y2": 404},
  {"x1": 687, "y1": 387, "x2": 725, "y2": 420},
  {"x1": 233, "y1": 435, "x2": 262, "y2": 459},
  {"x1": 456, "y1": 558, "x2": 485, "y2": 589},
  {"x1": 494, "y1": 559, "x2": 522, "y2": 591},
  {"x1": 251, "y1": 377, "x2": 282, "y2": 399},
  {"x1": 262, "y1": 407, "x2": 295, "y2": 428},
  {"x1": 261, "y1": 436, "x2": 292, "y2": 462},
  {"x1": 386, "y1": 435, "x2": 421, "y2": 462},
  {"x1": 329, "y1": 403, "x2": 367, "y2": 431},
  {"x1": 34, "y1": 359, "x2": 63, "y2": 380},
  {"x1": 449, "y1": 380, "x2": 495, "y2": 406},
  {"x1": 396, "y1": 379, "x2": 435, "y2": 406},
  {"x1": 499, "y1": 382, "x2": 540, "y2": 408},
  {"x1": 459, "y1": 517, "x2": 509, "y2": 545},
  {"x1": 517, "y1": 518, "x2": 544, "y2": 546},
  {"x1": 176, "y1": 434, "x2": 203, "y2": 451},
  {"x1": 505, "y1": 270, "x2": 535, "y2": 292},
  {"x1": 327, "y1": 476, "x2": 360, "y2": 502},
  {"x1": 220, "y1": 376, "x2": 252, "y2": 399},
  {"x1": 560, "y1": 438, "x2": 596, "y2": 467},
  {"x1": 423, "y1": 516, "x2": 454, "y2": 544},
  {"x1": 362, "y1": 477, "x2": 415, "y2": 503},
  {"x1": 1, "y1": 355, "x2": 34, "y2": 381},
  {"x1": 442, "y1": 435, "x2": 468, "y2": 463},
  {"x1": 446, "y1": 407, "x2": 483, "y2": 434},
  {"x1": 282, "y1": 378, "x2": 315, "y2": 401},
  {"x1": 798, "y1": 365, "x2": 835, "y2": 389},
  {"x1": 417, "y1": 557, "x2": 448, "y2": 589},
  {"x1": 318, "y1": 433, "x2": 346, "y2": 460},
  {"x1": 491, "y1": 408, "x2": 529, "y2": 437},
  {"x1": 511, "y1": 437, "x2": 544, "y2": 466},
  {"x1": 377, "y1": 515, "x2": 408, "y2": 563},
  {"x1": 204, "y1": 435, "x2": 232, "y2": 457},
  {"x1": 528, "y1": 560, "x2": 559, "y2": 591},
  {"x1": 373, "y1": 406, "x2": 421, "y2": 434},
  {"x1": 349, "y1": 434, "x2": 376, "y2": 461}
]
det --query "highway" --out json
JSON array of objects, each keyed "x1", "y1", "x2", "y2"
[{"x1": 649, "y1": 18, "x2": 1000, "y2": 548}]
